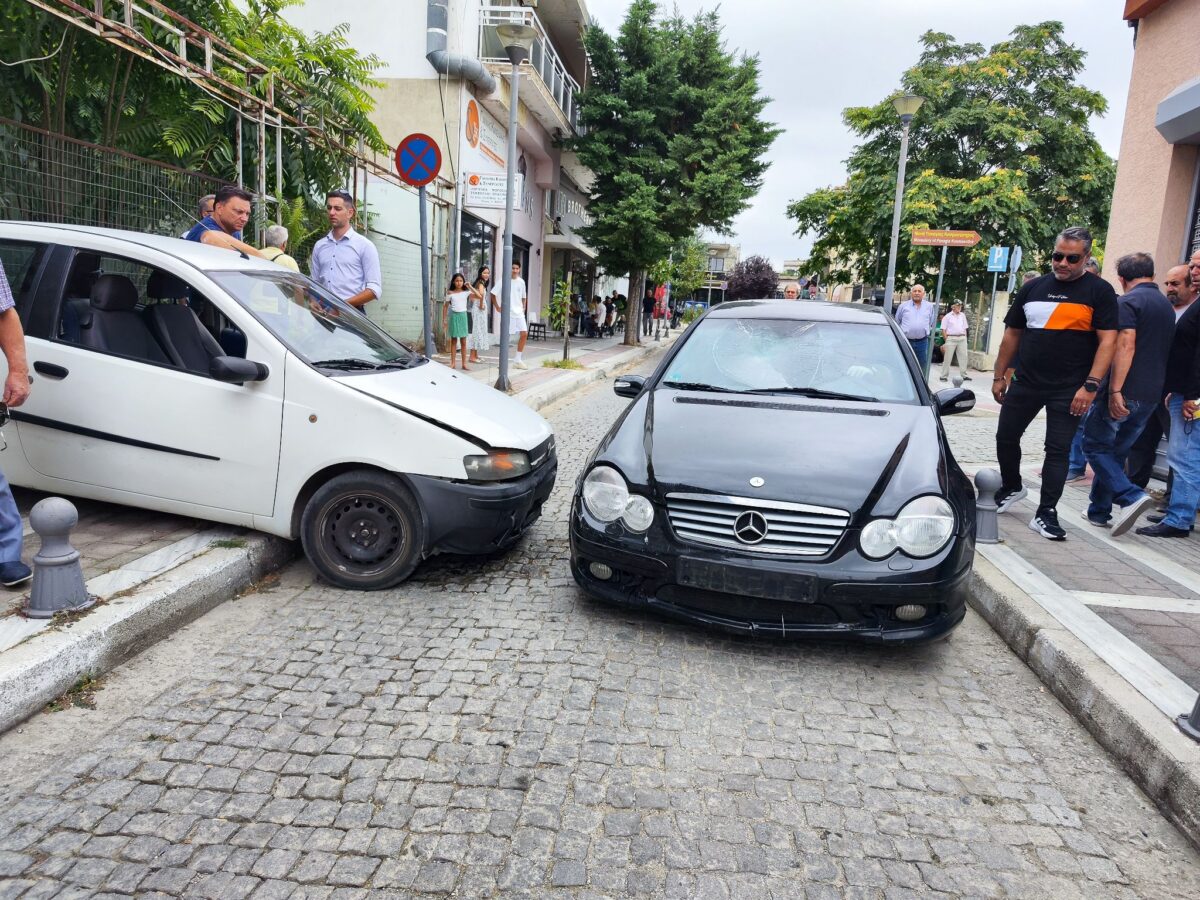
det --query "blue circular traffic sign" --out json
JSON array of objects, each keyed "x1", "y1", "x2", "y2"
[{"x1": 395, "y1": 133, "x2": 442, "y2": 187}]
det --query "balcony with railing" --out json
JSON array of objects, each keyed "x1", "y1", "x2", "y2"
[{"x1": 479, "y1": 3, "x2": 585, "y2": 135}]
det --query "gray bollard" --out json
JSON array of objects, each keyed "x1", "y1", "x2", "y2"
[
  {"x1": 952, "y1": 373, "x2": 964, "y2": 388},
  {"x1": 1178, "y1": 696, "x2": 1200, "y2": 742},
  {"x1": 23, "y1": 497, "x2": 95, "y2": 619},
  {"x1": 974, "y1": 468, "x2": 1002, "y2": 544}
]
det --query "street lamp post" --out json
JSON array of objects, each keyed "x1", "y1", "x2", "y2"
[
  {"x1": 882, "y1": 94, "x2": 924, "y2": 313},
  {"x1": 494, "y1": 22, "x2": 537, "y2": 392}
]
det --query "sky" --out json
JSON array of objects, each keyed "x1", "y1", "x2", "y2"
[{"x1": 586, "y1": 0, "x2": 1137, "y2": 269}]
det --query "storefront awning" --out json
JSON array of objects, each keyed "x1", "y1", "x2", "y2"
[
  {"x1": 1157, "y1": 76, "x2": 1200, "y2": 145},
  {"x1": 543, "y1": 232, "x2": 596, "y2": 260}
]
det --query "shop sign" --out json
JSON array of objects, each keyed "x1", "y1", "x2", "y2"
[
  {"x1": 466, "y1": 172, "x2": 523, "y2": 210},
  {"x1": 465, "y1": 99, "x2": 506, "y2": 169}
]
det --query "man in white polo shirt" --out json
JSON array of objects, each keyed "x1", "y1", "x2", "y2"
[
  {"x1": 492, "y1": 262, "x2": 530, "y2": 368},
  {"x1": 310, "y1": 189, "x2": 382, "y2": 310}
]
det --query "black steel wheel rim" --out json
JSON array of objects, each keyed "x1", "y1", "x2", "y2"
[{"x1": 321, "y1": 492, "x2": 406, "y2": 572}]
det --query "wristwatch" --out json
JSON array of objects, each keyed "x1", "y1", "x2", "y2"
[{"x1": 1083, "y1": 382, "x2": 1098, "y2": 394}]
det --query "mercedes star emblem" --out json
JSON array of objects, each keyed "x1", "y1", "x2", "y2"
[
  {"x1": 734, "y1": 510, "x2": 769, "y2": 545},
  {"x1": 749, "y1": 477, "x2": 765, "y2": 488}
]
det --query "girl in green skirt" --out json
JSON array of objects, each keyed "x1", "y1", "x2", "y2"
[{"x1": 444, "y1": 273, "x2": 472, "y2": 370}]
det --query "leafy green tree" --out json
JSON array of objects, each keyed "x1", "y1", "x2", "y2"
[
  {"x1": 574, "y1": 0, "x2": 778, "y2": 345},
  {"x1": 0, "y1": 0, "x2": 384, "y2": 236},
  {"x1": 787, "y1": 22, "x2": 1115, "y2": 296},
  {"x1": 649, "y1": 233, "x2": 709, "y2": 301}
]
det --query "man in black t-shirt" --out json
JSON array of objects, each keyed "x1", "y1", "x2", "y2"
[
  {"x1": 992, "y1": 227, "x2": 1118, "y2": 540},
  {"x1": 1079, "y1": 253, "x2": 1175, "y2": 535}
]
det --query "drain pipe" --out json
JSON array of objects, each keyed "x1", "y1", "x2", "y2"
[{"x1": 426, "y1": 0, "x2": 498, "y2": 94}]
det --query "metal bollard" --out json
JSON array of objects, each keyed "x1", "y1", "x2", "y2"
[
  {"x1": 23, "y1": 497, "x2": 95, "y2": 619},
  {"x1": 974, "y1": 468, "x2": 1002, "y2": 544},
  {"x1": 952, "y1": 374, "x2": 963, "y2": 388},
  {"x1": 1178, "y1": 697, "x2": 1200, "y2": 742}
]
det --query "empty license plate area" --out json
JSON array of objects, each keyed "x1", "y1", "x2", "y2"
[{"x1": 677, "y1": 557, "x2": 817, "y2": 603}]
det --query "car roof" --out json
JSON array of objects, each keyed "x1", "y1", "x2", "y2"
[
  {"x1": 707, "y1": 299, "x2": 890, "y2": 324},
  {"x1": 0, "y1": 221, "x2": 285, "y2": 274}
]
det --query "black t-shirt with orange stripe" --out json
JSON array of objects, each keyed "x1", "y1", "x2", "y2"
[{"x1": 1004, "y1": 272, "x2": 1119, "y2": 392}]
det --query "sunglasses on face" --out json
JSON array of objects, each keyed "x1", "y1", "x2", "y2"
[{"x1": 1051, "y1": 252, "x2": 1083, "y2": 264}]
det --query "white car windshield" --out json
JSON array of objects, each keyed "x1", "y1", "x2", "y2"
[
  {"x1": 210, "y1": 271, "x2": 419, "y2": 370},
  {"x1": 661, "y1": 318, "x2": 917, "y2": 403}
]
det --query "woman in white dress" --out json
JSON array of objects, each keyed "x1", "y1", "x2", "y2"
[{"x1": 468, "y1": 266, "x2": 491, "y2": 364}]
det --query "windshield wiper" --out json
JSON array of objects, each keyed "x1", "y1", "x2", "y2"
[
  {"x1": 661, "y1": 381, "x2": 740, "y2": 393},
  {"x1": 311, "y1": 358, "x2": 381, "y2": 371},
  {"x1": 375, "y1": 358, "x2": 425, "y2": 370},
  {"x1": 744, "y1": 386, "x2": 879, "y2": 402}
]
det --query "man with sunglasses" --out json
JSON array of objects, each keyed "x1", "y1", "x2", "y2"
[
  {"x1": 992, "y1": 227, "x2": 1118, "y2": 540},
  {"x1": 311, "y1": 190, "x2": 382, "y2": 310}
]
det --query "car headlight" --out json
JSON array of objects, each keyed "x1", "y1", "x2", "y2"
[
  {"x1": 463, "y1": 450, "x2": 531, "y2": 482},
  {"x1": 582, "y1": 466, "x2": 628, "y2": 521},
  {"x1": 860, "y1": 496, "x2": 955, "y2": 559},
  {"x1": 622, "y1": 494, "x2": 655, "y2": 532}
]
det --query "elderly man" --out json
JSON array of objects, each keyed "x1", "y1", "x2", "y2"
[
  {"x1": 1079, "y1": 253, "x2": 1175, "y2": 535},
  {"x1": 894, "y1": 284, "x2": 937, "y2": 377},
  {"x1": 939, "y1": 300, "x2": 970, "y2": 381},
  {"x1": 311, "y1": 189, "x2": 382, "y2": 310},
  {"x1": 183, "y1": 186, "x2": 263, "y2": 258},
  {"x1": 260, "y1": 224, "x2": 300, "y2": 272},
  {"x1": 783, "y1": 283, "x2": 800, "y2": 300},
  {"x1": 992, "y1": 227, "x2": 1118, "y2": 540}
]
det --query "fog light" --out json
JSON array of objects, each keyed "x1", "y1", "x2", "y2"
[
  {"x1": 589, "y1": 562, "x2": 614, "y2": 581},
  {"x1": 895, "y1": 604, "x2": 927, "y2": 622}
]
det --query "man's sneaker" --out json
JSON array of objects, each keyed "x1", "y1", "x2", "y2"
[
  {"x1": 1135, "y1": 522, "x2": 1190, "y2": 538},
  {"x1": 1064, "y1": 469, "x2": 1087, "y2": 483},
  {"x1": 514, "y1": 360, "x2": 528, "y2": 370},
  {"x1": 994, "y1": 486, "x2": 1027, "y2": 514},
  {"x1": 1147, "y1": 512, "x2": 1166, "y2": 524},
  {"x1": 1111, "y1": 494, "x2": 1156, "y2": 537},
  {"x1": 963, "y1": 374, "x2": 972, "y2": 381},
  {"x1": 1080, "y1": 509, "x2": 1110, "y2": 528},
  {"x1": 939, "y1": 376, "x2": 948, "y2": 382},
  {"x1": 1029, "y1": 507, "x2": 1067, "y2": 541},
  {"x1": 0, "y1": 561, "x2": 32, "y2": 588}
]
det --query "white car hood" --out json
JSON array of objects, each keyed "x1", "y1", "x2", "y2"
[{"x1": 340, "y1": 361, "x2": 553, "y2": 451}]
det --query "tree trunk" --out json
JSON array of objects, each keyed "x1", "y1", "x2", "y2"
[{"x1": 624, "y1": 268, "x2": 646, "y2": 347}]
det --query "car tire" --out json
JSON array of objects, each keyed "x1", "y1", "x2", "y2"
[{"x1": 301, "y1": 471, "x2": 424, "y2": 590}]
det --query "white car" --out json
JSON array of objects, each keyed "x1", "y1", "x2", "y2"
[{"x1": 0, "y1": 223, "x2": 556, "y2": 590}]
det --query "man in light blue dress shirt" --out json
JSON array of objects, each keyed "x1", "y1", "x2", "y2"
[
  {"x1": 894, "y1": 284, "x2": 938, "y2": 377},
  {"x1": 310, "y1": 189, "x2": 382, "y2": 310}
]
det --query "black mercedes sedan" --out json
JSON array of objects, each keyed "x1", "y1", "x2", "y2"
[{"x1": 569, "y1": 300, "x2": 978, "y2": 644}]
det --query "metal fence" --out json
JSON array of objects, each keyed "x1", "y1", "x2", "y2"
[{"x1": 0, "y1": 118, "x2": 227, "y2": 237}]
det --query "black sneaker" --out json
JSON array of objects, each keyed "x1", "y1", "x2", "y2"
[
  {"x1": 1029, "y1": 507, "x2": 1066, "y2": 540},
  {"x1": 995, "y1": 486, "x2": 1027, "y2": 514},
  {"x1": 1146, "y1": 512, "x2": 1166, "y2": 524},
  {"x1": 1135, "y1": 522, "x2": 1190, "y2": 538}
]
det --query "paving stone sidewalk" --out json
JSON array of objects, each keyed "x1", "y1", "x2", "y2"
[{"x1": 943, "y1": 411, "x2": 1200, "y2": 697}]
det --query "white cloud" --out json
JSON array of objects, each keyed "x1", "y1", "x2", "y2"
[{"x1": 586, "y1": 0, "x2": 1134, "y2": 270}]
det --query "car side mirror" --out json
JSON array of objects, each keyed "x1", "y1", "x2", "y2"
[
  {"x1": 935, "y1": 387, "x2": 975, "y2": 416},
  {"x1": 614, "y1": 375, "x2": 646, "y2": 399},
  {"x1": 210, "y1": 355, "x2": 269, "y2": 384}
]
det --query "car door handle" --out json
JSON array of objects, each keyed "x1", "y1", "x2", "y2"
[{"x1": 33, "y1": 361, "x2": 68, "y2": 379}]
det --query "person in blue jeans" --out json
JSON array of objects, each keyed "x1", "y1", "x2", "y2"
[
  {"x1": 0, "y1": 258, "x2": 32, "y2": 587},
  {"x1": 1081, "y1": 253, "x2": 1175, "y2": 536},
  {"x1": 895, "y1": 284, "x2": 937, "y2": 378},
  {"x1": 1066, "y1": 414, "x2": 1089, "y2": 481},
  {"x1": 1139, "y1": 253, "x2": 1200, "y2": 537}
]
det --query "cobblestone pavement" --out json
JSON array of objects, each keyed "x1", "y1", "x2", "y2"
[{"x1": 0, "y1": 362, "x2": 1199, "y2": 897}]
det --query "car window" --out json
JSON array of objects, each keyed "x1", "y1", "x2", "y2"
[
  {"x1": 208, "y1": 271, "x2": 418, "y2": 369},
  {"x1": 55, "y1": 250, "x2": 222, "y2": 374},
  {"x1": 661, "y1": 317, "x2": 918, "y2": 403},
  {"x1": 0, "y1": 239, "x2": 49, "y2": 322}
]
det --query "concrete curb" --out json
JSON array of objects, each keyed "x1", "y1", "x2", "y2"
[
  {"x1": 0, "y1": 533, "x2": 294, "y2": 734},
  {"x1": 516, "y1": 336, "x2": 678, "y2": 412},
  {"x1": 970, "y1": 556, "x2": 1200, "y2": 850}
]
